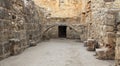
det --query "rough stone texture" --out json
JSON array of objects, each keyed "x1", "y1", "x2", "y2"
[
  {"x1": 41, "y1": 18, "x2": 85, "y2": 40},
  {"x1": 87, "y1": 39, "x2": 96, "y2": 51},
  {"x1": 34, "y1": 0, "x2": 83, "y2": 18},
  {"x1": 0, "y1": 0, "x2": 120, "y2": 65},
  {"x1": 115, "y1": 12, "x2": 120, "y2": 65},
  {"x1": 80, "y1": 0, "x2": 120, "y2": 64},
  {"x1": 0, "y1": 0, "x2": 42, "y2": 60}
]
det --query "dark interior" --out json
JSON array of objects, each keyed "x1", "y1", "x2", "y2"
[{"x1": 58, "y1": 26, "x2": 67, "y2": 38}]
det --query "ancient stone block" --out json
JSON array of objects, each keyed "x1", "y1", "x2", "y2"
[
  {"x1": 0, "y1": 44, "x2": 3, "y2": 59},
  {"x1": 115, "y1": 47, "x2": 120, "y2": 59},
  {"x1": 0, "y1": 0, "x2": 5, "y2": 7},
  {"x1": 104, "y1": 32, "x2": 116, "y2": 46},
  {"x1": 3, "y1": 0, "x2": 13, "y2": 9},
  {"x1": 9, "y1": 38, "x2": 21, "y2": 55},
  {"x1": 29, "y1": 40, "x2": 37, "y2": 46},
  {"x1": 104, "y1": 0, "x2": 115, "y2": 2},
  {"x1": 96, "y1": 46, "x2": 115, "y2": 60},
  {"x1": 104, "y1": 14, "x2": 115, "y2": 26},
  {"x1": 105, "y1": 48, "x2": 115, "y2": 60},
  {"x1": 115, "y1": 59, "x2": 120, "y2": 66},
  {"x1": 0, "y1": 21, "x2": 4, "y2": 31},
  {"x1": 0, "y1": 8, "x2": 10, "y2": 20},
  {"x1": 117, "y1": 24, "x2": 120, "y2": 31},
  {"x1": 96, "y1": 48, "x2": 108, "y2": 59},
  {"x1": 103, "y1": 25, "x2": 114, "y2": 32},
  {"x1": 116, "y1": 12, "x2": 120, "y2": 23},
  {"x1": 87, "y1": 39, "x2": 99, "y2": 51},
  {"x1": 3, "y1": 42, "x2": 11, "y2": 57}
]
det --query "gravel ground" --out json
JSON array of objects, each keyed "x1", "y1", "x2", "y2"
[{"x1": 0, "y1": 39, "x2": 114, "y2": 66}]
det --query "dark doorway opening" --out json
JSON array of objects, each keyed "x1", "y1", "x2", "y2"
[{"x1": 58, "y1": 26, "x2": 67, "y2": 38}]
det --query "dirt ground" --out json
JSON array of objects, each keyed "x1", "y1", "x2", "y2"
[{"x1": 0, "y1": 39, "x2": 114, "y2": 66}]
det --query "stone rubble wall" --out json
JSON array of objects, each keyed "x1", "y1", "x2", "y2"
[
  {"x1": 115, "y1": 12, "x2": 120, "y2": 65},
  {"x1": 0, "y1": 0, "x2": 120, "y2": 65},
  {"x1": 82, "y1": 0, "x2": 120, "y2": 60},
  {"x1": 0, "y1": 0, "x2": 42, "y2": 60}
]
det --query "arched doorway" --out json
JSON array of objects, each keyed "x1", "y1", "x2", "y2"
[{"x1": 42, "y1": 24, "x2": 80, "y2": 39}]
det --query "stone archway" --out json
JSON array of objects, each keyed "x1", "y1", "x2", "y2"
[{"x1": 41, "y1": 24, "x2": 80, "y2": 39}]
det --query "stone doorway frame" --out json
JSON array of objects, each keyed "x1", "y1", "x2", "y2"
[
  {"x1": 58, "y1": 25, "x2": 67, "y2": 38},
  {"x1": 41, "y1": 23, "x2": 79, "y2": 39}
]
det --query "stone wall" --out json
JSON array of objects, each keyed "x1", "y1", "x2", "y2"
[
  {"x1": 41, "y1": 17, "x2": 87, "y2": 40},
  {"x1": 0, "y1": 0, "x2": 42, "y2": 60},
  {"x1": 115, "y1": 12, "x2": 120, "y2": 65},
  {"x1": 34, "y1": 0, "x2": 82, "y2": 18},
  {"x1": 81, "y1": 0, "x2": 120, "y2": 62},
  {"x1": 0, "y1": 0, "x2": 120, "y2": 65}
]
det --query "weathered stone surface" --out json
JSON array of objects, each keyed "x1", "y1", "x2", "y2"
[
  {"x1": 87, "y1": 39, "x2": 99, "y2": 51},
  {"x1": 9, "y1": 39, "x2": 21, "y2": 55},
  {"x1": 104, "y1": 32, "x2": 116, "y2": 45},
  {"x1": 0, "y1": 0, "x2": 120, "y2": 65},
  {"x1": 96, "y1": 48, "x2": 108, "y2": 60},
  {"x1": 117, "y1": 24, "x2": 120, "y2": 31},
  {"x1": 81, "y1": 0, "x2": 120, "y2": 62},
  {"x1": 96, "y1": 47, "x2": 115, "y2": 60},
  {"x1": 0, "y1": 0, "x2": 42, "y2": 60},
  {"x1": 104, "y1": 14, "x2": 115, "y2": 26},
  {"x1": 34, "y1": 0, "x2": 83, "y2": 18},
  {"x1": 103, "y1": 25, "x2": 114, "y2": 32}
]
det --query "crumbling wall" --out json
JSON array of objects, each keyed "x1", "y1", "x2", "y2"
[
  {"x1": 82, "y1": 0, "x2": 120, "y2": 60},
  {"x1": 0, "y1": 0, "x2": 42, "y2": 60},
  {"x1": 0, "y1": 0, "x2": 26, "y2": 60},
  {"x1": 24, "y1": 0, "x2": 42, "y2": 46}
]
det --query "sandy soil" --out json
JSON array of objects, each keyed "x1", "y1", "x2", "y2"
[{"x1": 0, "y1": 39, "x2": 114, "y2": 66}]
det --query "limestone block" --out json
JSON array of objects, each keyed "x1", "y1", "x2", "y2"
[
  {"x1": 96, "y1": 48, "x2": 108, "y2": 59},
  {"x1": 117, "y1": 24, "x2": 120, "y2": 31},
  {"x1": 104, "y1": 19, "x2": 115, "y2": 26},
  {"x1": 115, "y1": 59, "x2": 120, "y2": 66},
  {"x1": 115, "y1": 47, "x2": 120, "y2": 59},
  {"x1": 96, "y1": 47, "x2": 115, "y2": 60},
  {"x1": 29, "y1": 40, "x2": 37, "y2": 46},
  {"x1": 116, "y1": 32, "x2": 120, "y2": 45},
  {"x1": 9, "y1": 38, "x2": 21, "y2": 55},
  {"x1": 104, "y1": 14, "x2": 115, "y2": 26},
  {"x1": 19, "y1": 31, "x2": 27, "y2": 40},
  {"x1": 0, "y1": 0, "x2": 5, "y2": 7},
  {"x1": 116, "y1": 12, "x2": 120, "y2": 23},
  {"x1": 0, "y1": 44, "x2": 3, "y2": 60},
  {"x1": 0, "y1": 0, "x2": 12, "y2": 9},
  {"x1": 87, "y1": 39, "x2": 99, "y2": 51},
  {"x1": 0, "y1": 21, "x2": 4, "y2": 31},
  {"x1": 105, "y1": 48, "x2": 115, "y2": 60},
  {"x1": 104, "y1": 32, "x2": 116, "y2": 46},
  {"x1": 103, "y1": 25, "x2": 114, "y2": 32},
  {"x1": 20, "y1": 39, "x2": 28, "y2": 50},
  {"x1": 4, "y1": 42, "x2": 11, "y2": 57},
  {"x1": 0, "y1": 8, "x2": 11, "y2": 20},
  {"x1": 116, "y1": 32, "x2": 120, "y2": 61}
]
